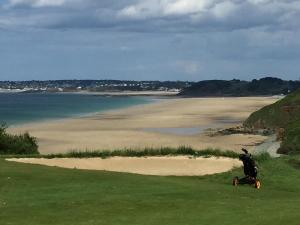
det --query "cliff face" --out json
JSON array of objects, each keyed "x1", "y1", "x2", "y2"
[{"x1": 244, "y1": 89, "x2": 300, "y2": 154}]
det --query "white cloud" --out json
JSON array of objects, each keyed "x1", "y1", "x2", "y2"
[
  {"x1": 212, "y1": 1, "x2": 238, "y2": 19},
  {"x1": 118, "y1": 0, "x2": 216, "y2": 19},
  {"x1": 118, "y1": 1, "x2": 162, "y2": 19},
  {"x1": 117, "y1": 0, "x2": 300, "y2": 24},
  {"x1": 163, "y1": 0, "x2": 212, "y2": 16},
  {"x1": 9, "y1": 0, "x2": 68, "y2": 7}
]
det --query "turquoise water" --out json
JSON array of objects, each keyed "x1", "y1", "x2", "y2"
[{"x1": 0, "y1": 93, "x2": 152, "y2": 126}]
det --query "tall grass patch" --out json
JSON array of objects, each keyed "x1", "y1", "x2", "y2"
[{"x1": 39, "y1": 146, "x2": 240, "y2": 159}]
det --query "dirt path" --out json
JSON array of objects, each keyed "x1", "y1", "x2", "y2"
[{"x1": 252, "y1": 135, "x2": 281, "y2": 157}]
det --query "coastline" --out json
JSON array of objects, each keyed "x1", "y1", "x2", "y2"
[
  {"x1": 0, "y1": 89, "x2": 179, "y2": 96},
  {"x1": 8, "y1": 96, "x2": 280, "y2": 154},
  {"x1": 70, "y1": 90, "x2": 179, "y2": 96},
  {"x1": 1, "y1": 93, "x2": 157, "y2": 127},
  {"x1": 8, "y1": 97, "x2": 164, "y2": 129}
]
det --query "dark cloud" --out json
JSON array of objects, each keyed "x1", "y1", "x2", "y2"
[
  {"x1": 1, "y1": 0, "x2": 299, "y2": 33},
  {"x1": 0, "y1": 0, "x2": 300, "y2": 81}
]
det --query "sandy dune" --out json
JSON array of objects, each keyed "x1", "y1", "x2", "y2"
[
  {"x1": 9, "y1": 97, "x2": 279, "y2": 154},
  {"x1": 7, "y1": 156, "x2": 242, "y2": 176}
]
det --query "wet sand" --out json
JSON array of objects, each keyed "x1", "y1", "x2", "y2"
[{"x1": 8, "y1": 97, "x2": 279, "y2": 154}]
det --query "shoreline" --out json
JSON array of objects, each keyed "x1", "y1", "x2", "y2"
[
  {"x1": 9, "y1": 96, "x2": 280, "y2": 154},
  {"x1": 0, "y1": 90, "x2": 180, "y2": 96},
  {"x1": 9, "y1": 96, "x2": 167, "y2": 129},
  {"x1": 70, "y1": 90, "x2": 180, "y2": 96},
  {"x1": 6, "y1": 95, "x2": 161, "y2": 128}
]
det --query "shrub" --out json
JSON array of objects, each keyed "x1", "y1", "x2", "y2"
[{"x1": 0, "y1": 123, "x2": 39, "y2": 155}]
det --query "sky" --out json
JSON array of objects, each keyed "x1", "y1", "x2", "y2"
[{"x1": 0, "y1": 0, "x2": 300, "y2": 81}]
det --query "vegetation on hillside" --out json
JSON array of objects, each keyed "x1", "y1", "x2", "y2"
[
  {"x1": 280, "y1": 119, "x2": 300, "y2": 154},
  {"x1": 0, "y1": 123, "x2": 39, "y2": 155},
  {"x1": 244, "y1": 89, "x2": 300, "y2": 154},
  {"x1": 179, "y1": 77, "x2": 300, "y2": 97}
]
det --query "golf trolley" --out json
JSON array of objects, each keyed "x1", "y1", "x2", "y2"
[{"x1": 232, "y1": 148, "x2": 261, "y2": 189}]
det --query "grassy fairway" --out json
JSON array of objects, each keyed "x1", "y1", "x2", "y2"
[{"x1": 1, "y1": 157, "x2": 300, "y2": 225}]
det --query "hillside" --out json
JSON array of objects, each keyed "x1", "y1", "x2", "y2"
[
  {"x1": 244, "y1": 89, "x2": 300, "y2": 154},
  {"x1": 179, "y1": 77, "x2": 300, "y2": 97}
]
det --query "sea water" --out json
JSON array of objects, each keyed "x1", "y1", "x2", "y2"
[{"x1": 0, "y1": 93, "x2": 152, "y2": 126}]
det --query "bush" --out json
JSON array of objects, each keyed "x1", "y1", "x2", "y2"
[{"x1": 0, "y1": 123, "x2": 39, "y2": 155}]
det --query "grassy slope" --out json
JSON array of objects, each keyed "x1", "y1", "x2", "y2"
[
  {"x1": 1, "y1": 157, "x2": 300, "y2": 225},
  {"x1": 244, "y1": 89, "x2": 300, "y2": 153},
  {"x1": 281, "y1": 118, "x2": 300, "y2": 154},
  {"x1": 244, "y1": 89, "x2": 300, "y2": 129}
]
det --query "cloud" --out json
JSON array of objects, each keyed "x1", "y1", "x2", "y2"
[
  {"x1": 1, "y1": 0, "x2": 300, "y2": 82},
  {"x1": 118, "y1": 0, "x2": 213, "y2": 19},
  {"x1": 117, "y1": 0, "x2": 213, "y2": 19},
  {"x1": 211, "y1": 1, "x2": 238, "y2": 19},
  {"x1": 8, "y1": 0, "x2": 68, "y2": 7},
  {"x1": 117, "y1": 0, "x2": 300, "y2": 32},
  {"x1": 174, "y1": 60, "x2": 202, "y2": 75},
  {"x1": 0, "y1": 0, "x2": 298, "y2": 33}
]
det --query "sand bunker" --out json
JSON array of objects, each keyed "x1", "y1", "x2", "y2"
[{"x1": 7, "y1": 156, "x2": 242, "y2": 176}]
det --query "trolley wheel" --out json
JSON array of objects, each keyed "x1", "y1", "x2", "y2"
[
  {"x1": 232, "y1": 177, "x2": 239, "y2": 186},
  {"x1": 254, "y1": 179, "x2": 261, "y2": 189}
]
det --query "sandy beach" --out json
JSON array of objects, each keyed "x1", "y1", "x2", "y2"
[
  {"x1": 7, "y1": 156, "x2": 242, "y2": 176},
  {"x1": 9, "y1": 97, "x2": 279, "y2": 154},
  {"x1": 73, "y1": 90, "x2": 179, "y2": 96}
]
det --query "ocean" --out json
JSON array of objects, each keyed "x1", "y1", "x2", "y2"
[{"x1": 0, "y1": 93, "x2": 153, "y2": 126}]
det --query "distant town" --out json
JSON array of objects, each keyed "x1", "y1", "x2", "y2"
[
  {"x1": 0, "y1": 80, "x2": 193, "y2": 93},
  {"x1": 1, "y1": 77, "x2": 299, "y2": 97}
]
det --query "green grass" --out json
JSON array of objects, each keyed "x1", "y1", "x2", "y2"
[{"x1": 1, "y1": 156, "x2": 300, "y2": 225}]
